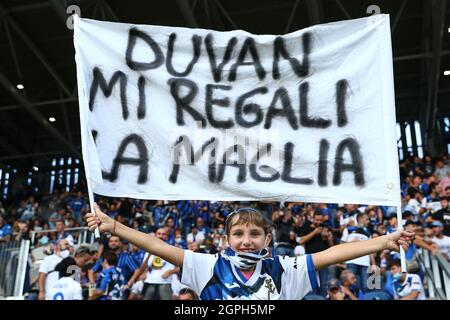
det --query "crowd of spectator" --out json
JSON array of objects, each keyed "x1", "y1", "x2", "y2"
[{"x1": 0, "y1": 152, "x2": 450, "y2": 300}]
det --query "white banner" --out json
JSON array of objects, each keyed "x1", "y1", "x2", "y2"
[{"x1": 74, "y1": 15, "x2": 400, "y2": 205}]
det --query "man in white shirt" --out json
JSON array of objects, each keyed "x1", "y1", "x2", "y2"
[
  {"x1": 341, "y1": 212, "x2": 376, "y2": 292},
  {"x1": 137, "y1": 228, "x2": 180, "y2": 300},
  {"x1": 46, "y1": 257, "x2": 82, "y2": 300},
  {"x1": 431, "y1": 221, "x2": 450, "y2": 261},
  {"x1": 186, "y1": 224, "x2": 205, "y2": 244},
  {"x1": 38, "y1": 239, "x2": 72, "y2": 300}
]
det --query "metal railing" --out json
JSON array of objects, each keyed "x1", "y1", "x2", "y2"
[
  {"x1": 0, "y1": 240, "x2": 30, "y2": 297},
  {"x1": 417, "y1": 248, "x2": 450, "y2": 300},
  {"x1": 30, "y1": 227, "x2": 95, "y2": 247}
]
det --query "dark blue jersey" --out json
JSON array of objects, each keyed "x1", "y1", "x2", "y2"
[
  {"x1": 95, "y1": 266, "x2": 125, "y2": 300},
  {"x1": 93, "y1": 252, "x2": 139, "y2": 281}
]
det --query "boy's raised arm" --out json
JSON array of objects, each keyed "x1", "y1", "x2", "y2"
[{"x1": 86, "y1": 204, "x2": 185, "y2": 268}]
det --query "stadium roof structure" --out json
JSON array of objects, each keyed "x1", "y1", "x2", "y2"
[{"x1": 0, "y1": 0, "x2": 449, "y2": 171}]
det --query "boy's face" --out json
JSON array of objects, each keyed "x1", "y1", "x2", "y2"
[
  {"x1": 390, "y1": 265, "x2": 401, "y2": 276},
  {"x1": 227, "y1": 218, "x2": 267, "y2": 253},
  {"x1": 389, "y1": 217, "x2": 397, "y2": 227},
  {"x1": 101, "y1": 259, "x2": 109, "y2": 269}
]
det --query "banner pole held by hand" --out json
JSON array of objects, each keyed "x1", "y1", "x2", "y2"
[
  {"x1": 396, "y1": 205, "x2": 406, "y2": 273},
  {"x1": 87, "y1": 179, "x2": 100, "y2": 239}
]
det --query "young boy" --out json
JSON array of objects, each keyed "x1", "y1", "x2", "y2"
[
  {"x1": 90, "y1": 252, "x2": 125, "y2": 300},
  {"x1": 389, "y1": 259, "x2": 425, "y2": 300},
  {"x1": 87, "y1": 205, "x2": 414, "y2": 300}
]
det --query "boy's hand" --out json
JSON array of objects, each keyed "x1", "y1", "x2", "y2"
[
  {"x1": 86, "y1": 203, "x2": 114, "y2": 234},
  {"x1": 385, "y1": 230, "x2": 415, "y2": 252}
]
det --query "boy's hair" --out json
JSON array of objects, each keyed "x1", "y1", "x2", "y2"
[
  {"x1": 389, "y1": 259, "x2": 401, "y2": 269},
  {"x1": 102, "y1": 251, "x2": 118, "y2": 266},
  {"x1": 225, "y1": 208, "x2": 274, "y2": 236}
]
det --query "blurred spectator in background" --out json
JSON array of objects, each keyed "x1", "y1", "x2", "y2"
[
  {"x1": 54, "y1": 220, "x2": 74, "y2": 245},
  {"x1": 187, "y1": 224, "x2": 205, "y2": 244},
  {"x1": 339, "y1": 204, "x2": 359, "y2": 231},
  {"x1": 341, "y1": 212, "x2": 375, "y2": 292},
  {"x1": 390, "y1": 259, "x2": 425, "y2": 300},
  {"x1": 0, "y1": 215, "x2": 12, "y2": 243},
  {"x1": 438, "y1": 172, "x2": 450, "y2": 197},
  {"x1": 88, "y1": 235, "x2": 140, "y2": 294},
  {"x1": 178, "y1": 288, "x2": 197, "y2": 300},
  {"x1": 138, "y1": 227, "x2": 180, "y2": 300},
  {"x1": 434, "y1": 159, "x2": 449, "y2": 181},
  {"x1": 298, "y1": 211, "x2": 334, "y2": 296},
  {"x1": 430, "y1": 196, "x2": 450, "y2": 236},
  {"x1": 46, "y1": 257, "x2": 82, "y2": 300},
  {"x1": 326, "y1": 279, "x2": 345, "y2": 300},
  {"x1": 195, "y1": 217, "x2": 209, "y2": 236},
  {"x1": 67, "y1": 191, "x2": 86, "y2": 224},
  {"x1": 273, "y1": 208, "x2": 296, "y2": 257},
  {"x1": 38, "y1": 239, "x2": 72, "y2": 300},
  {"x1": 130, "y1": 244, "x2": 146, "y2": 265},
  {"x1": 339, "y1": 270, "x2": 360, "y2": 300},
  {"x1": 431, "y1": 221, "x2": 450, "y2": 261},
  {"x1": 90, "y1": 252, "x2": 125, "y2": 300},
  {"x1": 49, "y1": 207, "x2": 66, "y2": 229}
]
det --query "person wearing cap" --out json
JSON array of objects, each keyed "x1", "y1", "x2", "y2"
[
  {"x1": 431, "y1": 221, "x2": 450, "y2": 261},
  {"x1": 326, "y1": 279, "x2": 344, "y2": 300}
]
